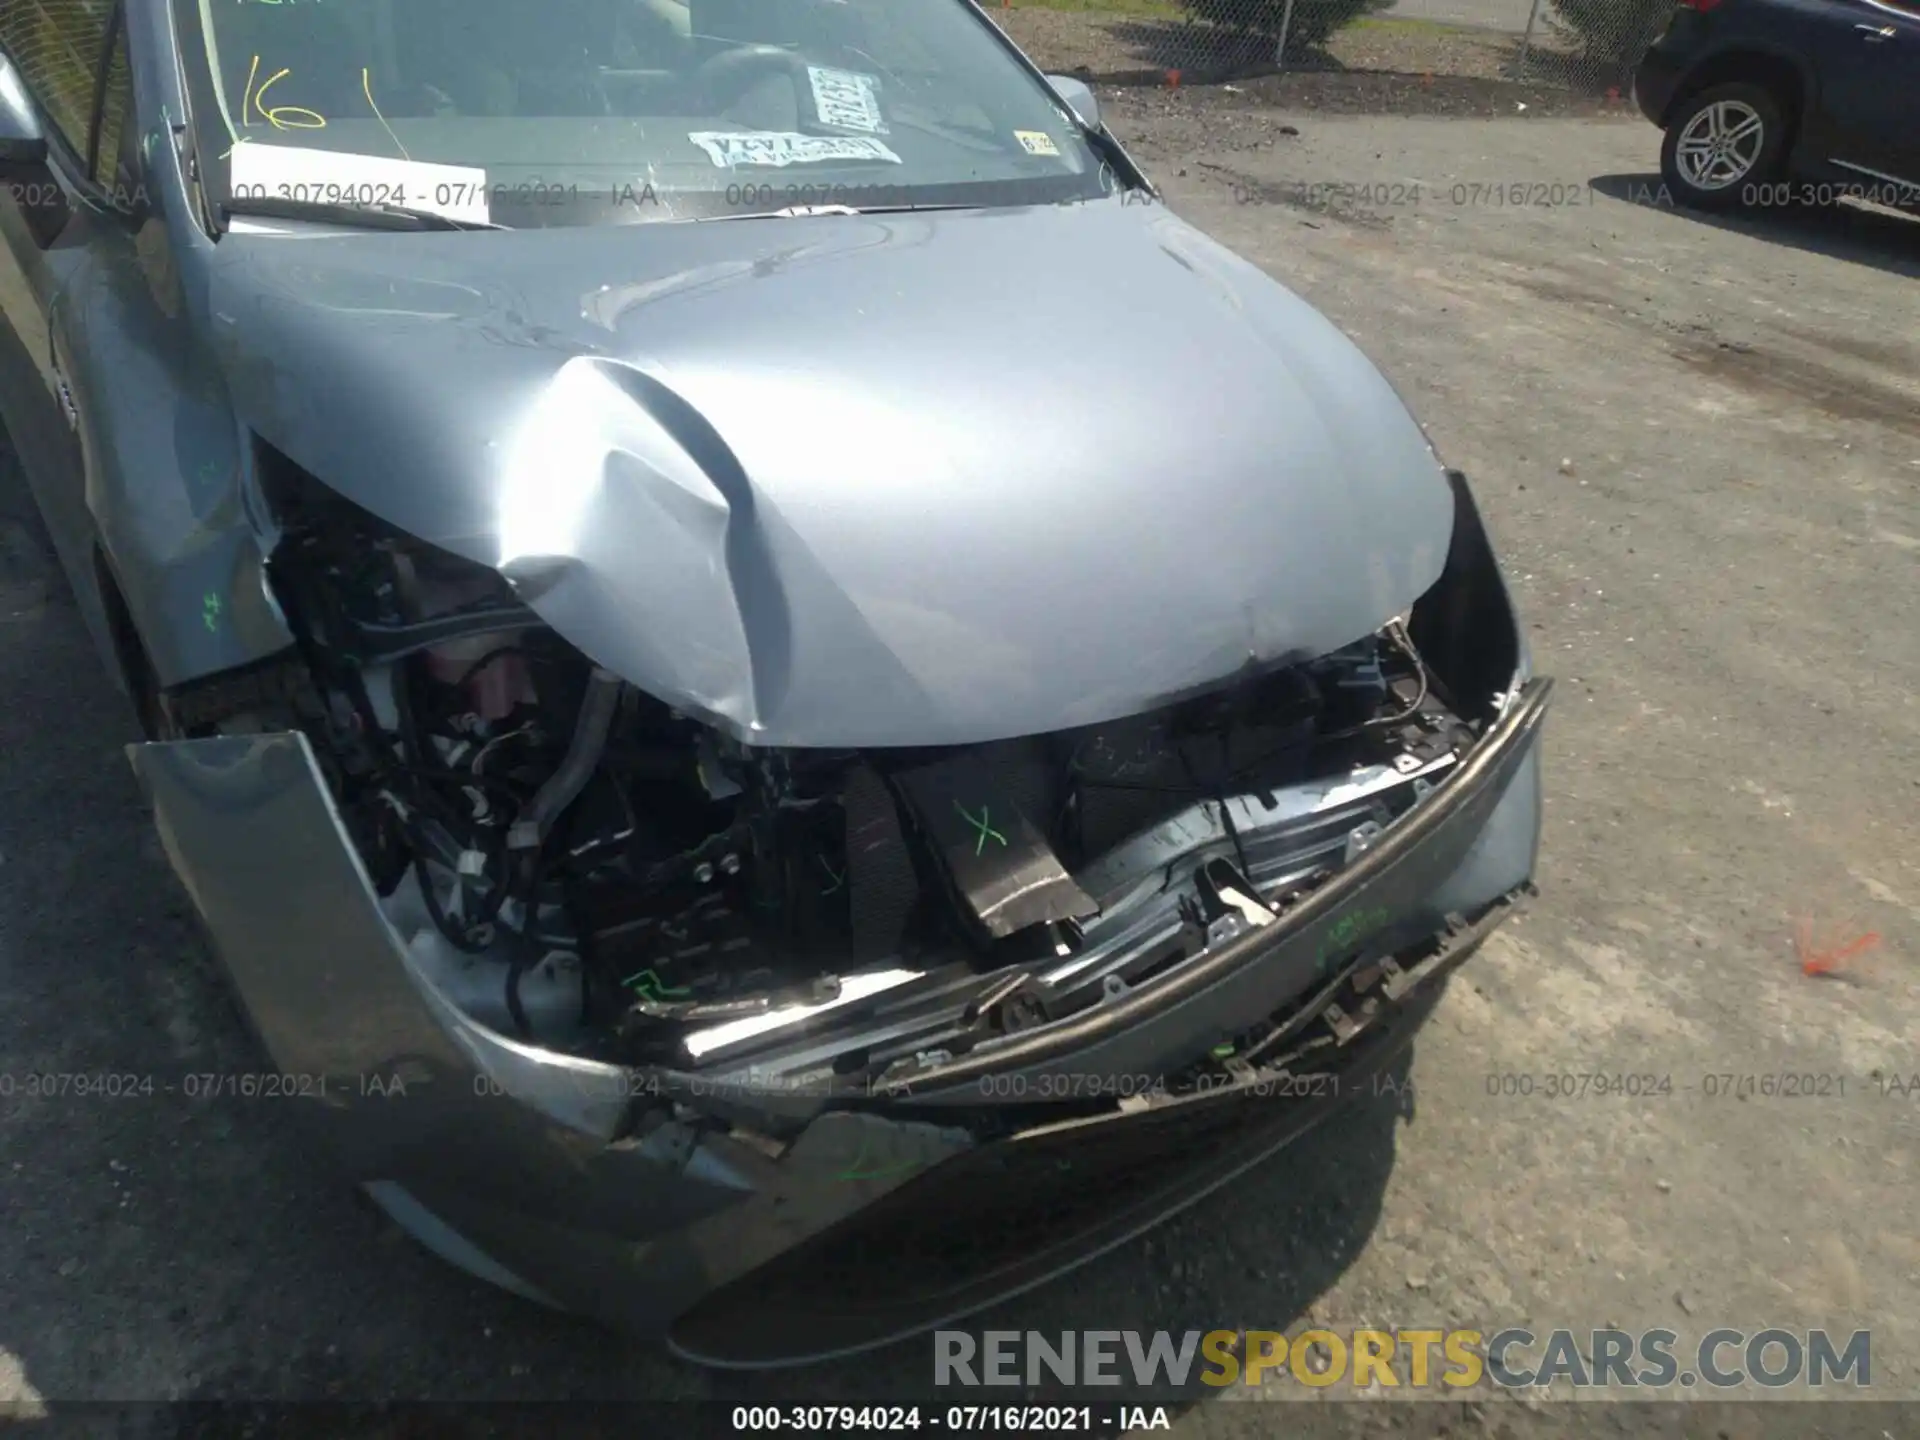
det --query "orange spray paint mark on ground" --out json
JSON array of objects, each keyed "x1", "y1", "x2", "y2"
[
  {"x1": 1166, "y1": 69, "x2": 1182, "y2": 88},
  {"x1": 1796, "y1": 916, "x2": 1882, "y2": 977}
]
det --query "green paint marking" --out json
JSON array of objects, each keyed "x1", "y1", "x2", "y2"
[
  {"x1": 834, "y1": 1129, "x2": 922, "y2": 1183},
  {"x1": 201, "y1": 591, "x2": 223, "y2": 632},
  {"x1": 953, "y1": 800, "x2": 1008, "y2": 856},
  {"x1": 838, "y1": 1157, "x2": 920, "y2": 1182},
  {"x1": 1316, "y1": 905, "x2": 1391, "y2": 969},
  {"x1": 620, "y1": 968, "x2": 692, "y2": 1001},
  {"x1": 1212, "y1": 1043, "x2": 1236, "y2": 1059}
]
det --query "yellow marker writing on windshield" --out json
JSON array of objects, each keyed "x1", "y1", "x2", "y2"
[
  {"x1": 363, "y1": 67, "x2": 409, "y2": 159},
  {"x1": 243, "y1": 53, "x2": 327, "y2": 130}
]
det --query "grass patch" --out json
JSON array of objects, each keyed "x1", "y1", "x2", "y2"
[
  {"x1": 1008, "y1": 2, "x2": 1495, "y2": 31},
  {"x1": 1011, "y1": 0, "x2": 1188, "y2": 19},
  {"x1": 1350, "y1": 14, "x2": 1492, "y2": 33}
]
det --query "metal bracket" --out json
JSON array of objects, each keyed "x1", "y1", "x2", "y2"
[
  {"x1": 1343, "y1": 820, "x2": 1384, "y2": 866},
  {"x1": 961, "y1": 971, "x2": 1050, "y2": 1035},
  {"x1": 1320, "y1": 1001, "x2": 1359, "y2": 1044},
  {"x1": 1321, "y1": 995, "x2": 1383, "y2": 1046}
]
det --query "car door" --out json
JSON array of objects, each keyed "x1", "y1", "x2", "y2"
[
  {"x1": 1812, "y1": 0, "x2": 1920, "y2": 190},
  {"x1": 0, "y1": 1, "x2": 136, "y2": 607}
]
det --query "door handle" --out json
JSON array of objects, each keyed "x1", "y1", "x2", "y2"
[{"x1": 1856, "y1": 21, "x2": 1895, "y2": 37}]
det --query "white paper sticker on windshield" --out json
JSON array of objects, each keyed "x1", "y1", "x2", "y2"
[
  {"x1": 228, "y1": 142, "x2": 491, "y2": 224},
  {"x1": 688, "y1": 132, "x2": 902, "y2": 169},
  {"x1": 1014, "y1": 130, "x2": 1060, "y2": 156},
  {"x1": 807, "y1": 66, "x2": 886, "y2": 134}
]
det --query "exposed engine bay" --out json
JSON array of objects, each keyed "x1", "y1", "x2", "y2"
[{"x1": 209, "y1": 463, "x2": 1498, "y2": 1083}]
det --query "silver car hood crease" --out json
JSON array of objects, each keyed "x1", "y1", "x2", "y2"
[{"x1": 206, "y1": 200, "x2": 1454, "y2": 747}]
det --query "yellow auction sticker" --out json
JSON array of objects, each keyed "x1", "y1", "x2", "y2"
[{"x1": 1014, "y1": 130, "x2": 1060, "y2": 156}]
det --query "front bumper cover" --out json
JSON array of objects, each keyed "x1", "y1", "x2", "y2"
[{"x1": 127, "y1": 471, "x2": 1549, "y2": 1358}]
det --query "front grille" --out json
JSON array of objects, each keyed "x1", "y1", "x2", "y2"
[{"x1": 669, "y1": 981, "x2": 1444, "y2": 1365}]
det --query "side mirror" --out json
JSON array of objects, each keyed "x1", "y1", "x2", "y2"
[
  {"x1": 0, "y1": 55, "x2": 49, "y2": 173},
  {"x1": 0, "y1": 56, "x2": 69, "y2": 244},
  {"x1": 1045, "y1": 73, "x2": 1101, "y2": 131},
  {"x1": 0, "y1": 134, "x2": 49, "y2": 170}
]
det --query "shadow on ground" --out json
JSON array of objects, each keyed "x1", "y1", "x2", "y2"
[
  {"x1": 1046, "y1": 18, "x2": 1380, "y2": 80},
  {"x1": 1027, "y1": 15, "x2": 1283, "y2": 80},
  {"x1": 1020, "y1": 14, "x2": 1624, "y2": 114},
  {"x1": 1015, "y1": 6, "x2": 1632, "y2": 95},
  {"x1": 1592, "y1": 172, "x2": 1920, "y2": 279},
  {"x1": 1513, "y1": 44, "x2": 1637, "y2": 95},
  {"x1": 117, "y1": 1071, "x2": 1413, "y2": 1438}
]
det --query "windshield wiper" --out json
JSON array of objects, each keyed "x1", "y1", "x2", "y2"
[
  {"x1": 219, "y1": 193, "x2": 505, "y2": 232},
  {"x1": 698, "y1": 201, "x2": 980, "y2": 222}
]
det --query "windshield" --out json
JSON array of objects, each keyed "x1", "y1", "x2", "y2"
[{"x1": 169, "y1": 0, "x2": 1115, "y2": 228}]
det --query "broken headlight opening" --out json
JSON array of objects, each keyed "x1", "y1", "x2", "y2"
[{"x1": 235, "y1": 451, "x2": 1516, "y2": 1102}]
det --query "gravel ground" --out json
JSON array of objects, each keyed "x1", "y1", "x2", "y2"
[
  {"x1": 996, "y1": 7, "x2": 1633, "y2": 107},
  {"x1": 1089, "y1": 68, "x2": 1627, "y2": 118},
  {"x1": 3, "y1": 93, "x2": 1918, "y2": 1437}
]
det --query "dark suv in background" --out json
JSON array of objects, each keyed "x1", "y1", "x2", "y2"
[{"x1": 1634, "y1": 0, "x2": 1920, "y2": 212}]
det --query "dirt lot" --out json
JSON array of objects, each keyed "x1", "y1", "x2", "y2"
[
  {"x1": 2, "y1": 93, "x2": 1918, "y2": 1437},
  {"x1": 994, "y1": 7, "x2": 1631, "y2": 108}
]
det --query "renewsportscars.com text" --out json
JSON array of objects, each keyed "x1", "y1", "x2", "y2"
[{"x1": 934, "y1": 1327, "x2": 1871, "y2": 1390}]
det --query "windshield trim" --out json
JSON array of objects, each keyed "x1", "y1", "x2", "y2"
[
  {"x1": 947, "y1": 0, "x2": 1154, "y2": 195},
  {"x1": 165, "y1": 0, "x2": 1140, "y2": 234},
  {"x1": 218, "y1": 191, "x2": 508, "y2": 231}
]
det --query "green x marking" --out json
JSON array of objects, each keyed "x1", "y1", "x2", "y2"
[
  {"x1": 953, "y1": 800, "x2": 1008, "y2": 856},
  {"x1": 621, "y1": 968, "x2": 693, "y2": 1001}
]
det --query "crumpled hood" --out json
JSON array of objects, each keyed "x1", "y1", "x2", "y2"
[{"x1": 206, "y1": 199, "x2": 1453, "y2": 746}]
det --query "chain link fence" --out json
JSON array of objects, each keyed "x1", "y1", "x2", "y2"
[{"x1": 992, "y1": 0, "x2": 1674, "y2": 97}]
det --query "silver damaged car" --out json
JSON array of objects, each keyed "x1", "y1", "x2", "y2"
[{"x1": 0, "y1": 0, "x2": 1550, "y2": 1362}]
